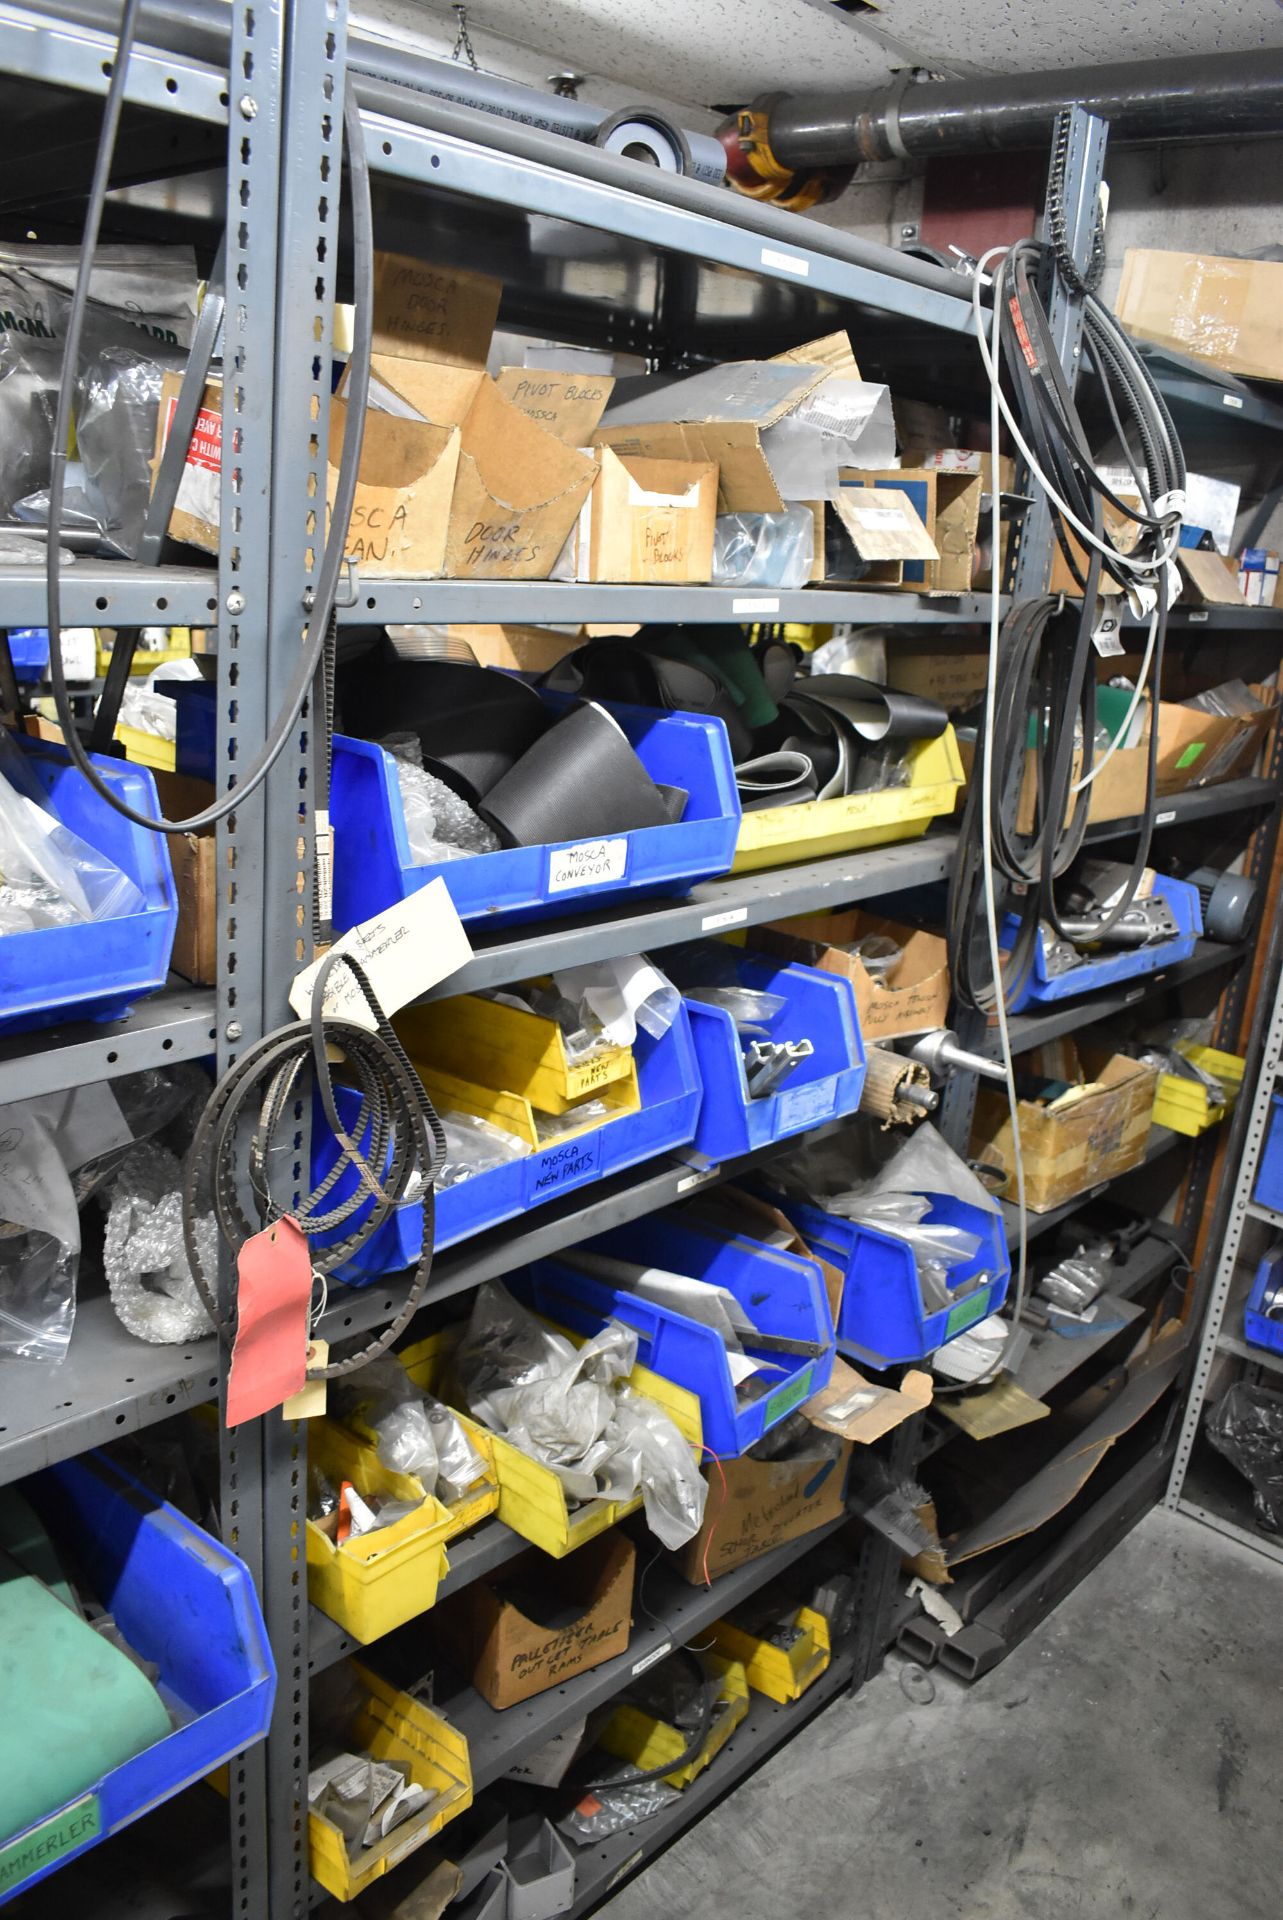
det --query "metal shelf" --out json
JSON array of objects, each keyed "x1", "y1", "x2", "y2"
[
  {"x1": 432, "y1": 1519, "x2": 846, "y2": 1792},
  {"x1": 1138, "y1": 342, "x2": 1283, "y2": 440},
  {"x1": 0, "y1": 982, "x2": 216, "y2": 1104},
  {"x1": 339, "y1": 581, "x2": 1001, "y2": 627},
  {"x1": 427, "y1": 835, "x2": 954, "y2": 1003},
  {"x1": 0, "y1": 0, "x2": 229, "y2": 124},
  {"x1": 1084, "y1": 777, "x2": 1278, "y2": 844},
  {"x1": 560, "y1": 1650, "x2": 856, "y2": 1918},
  {"x1": 1217, "y1": 1329, "x2": 1283, "y2": 1376},
  {"x1": 0, "y1": 561, "x2": 221, "y2": 628},
  {"x1": 994, "y1": 940, "x2": 1248, "y2": 1058},
  {"x1": 1002, "y1": 1125, "x2": 1186, "y2": 1247}
]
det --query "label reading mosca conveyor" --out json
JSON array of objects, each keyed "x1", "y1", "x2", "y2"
[{"x1": 547, "y1": 837, "x2": 628, "y2": 893}]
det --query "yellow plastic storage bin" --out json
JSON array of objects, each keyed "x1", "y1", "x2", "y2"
[
  {"x1": 306, "y1": 1420, "x2": 454, "y2": 1644},
  {"x1": 708, "y1": 1604, "x2": 832, "y2": 1703},
  {"x1": 309, "y1": 1662, "x2": 473, "y2": 1903},
  {"x1": 343, "y1": 1331, "x2": 502, "y2": 1544},
  {"x1": 116, "y1": 724, "x2": 177, "y2": 772},
  {"x1": 598, "y1": 1656, "x2": 749, "y2": 1789},
  {"x1": 1152, "y1": 1044, "x2": 1246, "y2": 1137},
  {"x1": 410, "y1": 1058, "x2": 640, "y2": 1151},
  {"x1": 731, "y1": 726, "x2": 964, "y2": 874},
  {"x1": 398, "y1": 991, "x2": 634, "y2": 1114}
]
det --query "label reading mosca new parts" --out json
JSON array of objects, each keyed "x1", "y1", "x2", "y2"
[
  {"x1": 529, "y1": 1127, "x2": 604, "y2": 1197},
  {"x1": 548, "y1": 837, "x2": 628, "y2": 894},
  {"x1": 0, "y1": 1796, "x2": 101, "y2": 1895}
]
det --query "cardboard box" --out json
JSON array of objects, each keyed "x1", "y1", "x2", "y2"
[
  {"x1": 557, "y1": 447, "x2": 717, "y2": 583},
  {"x1": 887, "y1": 648, "x2": 990, "y2": 714},
  {"x1": 152, "y1": 770, "x2": 216, "y2": 984},
  {"x1": 1116, "y1": 247, "x2": 1283, "y2": 385},
  {"x1": 442, "y1": 1533, "x2": 634, "y2": 1709},
  {"x1": 853, "y1": 468, "x2": 981, "y2": 594},
  {"x1": 970, "y1": 1043, "x2": 1158, "y2": 1213},
  {"x1": 150, "y1": 373, "x2": 223, "y2": 554},
  {"x1": 1177, "y1": 547, "x2": 1250, "y2": 608},
  {"x1": 1238, "y1": 547, "x2": 1281, "y2": 607},
  {"x1": 1155, "y1": 683, "x2": 1278, "y2": 793},
  {"x1": 442, "y1": 625, "x2": 582, "y2": 674},
  {"x1": 678, "y1": 1441, "x2": 852, "y2": 1584},
  {"x1": 370, "y1": 254, "x2": 501, "y2": 367},
  {"x1": 753, "y1": 908, "x2": 949, "y2": 1042},
  {"x1": 494, "y1": 367, "x2": 615, "y2": 445}
]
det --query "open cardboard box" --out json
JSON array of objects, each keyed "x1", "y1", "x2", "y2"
[
  {"x1": 554, "y1": 446, "x2": 717, "y2": 583},
  {"x1": 435, "y1": 1532, "x2": 634, "y2": 1709},
  {"x1": 970, "y1": 1040, "x2": 1158, "y2": 1213},
  {"x1": 752, "y1": 908, "x2": 950, "y2": 1042},
  {"x1": 853, "y1": 468, "x2": 982, "y2": 594},
  {"x1": 494, "y1": 366, "x2": 615, "y2": 444},
  {"x1": 151, "y1": 769, "x2": 217, "y2": 984}
]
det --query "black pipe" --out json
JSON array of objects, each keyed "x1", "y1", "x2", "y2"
[{"x1": 768, "y1": 50, "x2": 1283, "y2": 167}]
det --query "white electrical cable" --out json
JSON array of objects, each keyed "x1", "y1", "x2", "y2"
[
  {"x1": 976, "y1": 245, "x2": 1028, "y2": 1370},
  {"x1": 1068, "y1": 606, "x2": 1158, "y2": 795},
  {"x1": 971, "y1": 254, "x2": 1181, "y2": 581}
]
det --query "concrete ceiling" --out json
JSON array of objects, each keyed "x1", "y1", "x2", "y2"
[{"x1": 356, "y1": 0, "x2": 1283, "y2": 120}]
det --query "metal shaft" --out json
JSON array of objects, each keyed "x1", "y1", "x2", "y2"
[{"x1": 767, "y1": 50, "x2": 1283, "y2": 167}]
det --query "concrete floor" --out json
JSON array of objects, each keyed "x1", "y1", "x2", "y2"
[{"x1": 600, "y1": 1509, "x2": 1283, "y2": 1920}]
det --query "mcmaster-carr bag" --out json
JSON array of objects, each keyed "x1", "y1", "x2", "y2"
[{"x1": 0, "y1": 243, "x2": 198, "y2": 552}]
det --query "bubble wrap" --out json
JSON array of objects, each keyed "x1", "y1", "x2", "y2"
[
  {"x1": 102, "y1": 1139, "x2": 216, "y2": 1344},
  {"x1": 382, "y1": 734, "x2": 501, "y2": 862}
]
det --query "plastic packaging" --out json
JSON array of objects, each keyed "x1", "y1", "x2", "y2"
[
  {"x1": 438, "y1": 1109, "x2": 530, "y2": 1188},
  {"x1": 1206, "y1": 1381, "x2": 1283, "y2": 1531},
  {"x1": 0, "y1": 725, "x2": 145, "y2": 929},
  {"x1": 684, "y1": 985, "x2": 788, "y2": 1035},
  {"x1": 759, "y1": 379, "x2": 897, "y2": 498},
  {"x1": 332, "y1": 1353, "x2": 488, "y2": 1505},
  {"x1": 0, "y1": 1108, "x2": 80, "y2": 1360},
  {"x1": 848, "y1": 933, "x2": 903, "y2": 981},
  {"x1": 551, "y1": 956, "x2": 680, "y2": 1045},
  {"x1": 533, "y1": 1098, "x2": 614, "y2": 1144},
  {"x1": 558, "y1": 1775, "x2": 680, "y2": 1842},
  {"x1": 102, "y1": 1139, "x2": 217, "y2": 1345},
  {"x1": 711, "y1": 507, "x2": 815, "y2": 589},
  {"x1": 457, "y1": 1281, "x2": 706, "y2": 1548},
  {"x1": 382, "y1": 734, "x2": 501, "y2": 864},
  {"x1": 73, "y1": 336, "x2": 188, "y2": 558}
]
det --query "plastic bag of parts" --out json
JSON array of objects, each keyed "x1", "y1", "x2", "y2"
[
  {"x1": 551, "y1": 956, "x2": 681, "y2": 1047},
  {"x1": 381, "y1": 733, "x2": 500, "y2": 864},
  {"x1": 559, "y1": 1769, "x2": 681, "y2": 1843},
  {"x1": 0, "y1": 728, "x2": 145, "y2": 930},
  {"x1": 308, "y1": 1751, "x2": 434, "y2": 1857},
  {"x1": 711, "y1": 507, "x2": 815, "y2": 590},
  {"x1": 438, "y1": 1109, "x2": 530, "y2": 1188},
  {"x1": 1206, "y1": 1382, "x2": 1283, "y2": 1532},
  {"x1": 808, "y1": 626, "x2": 887, "y2": 682},
  {"x1": 0, "y1": 243, "x2": 198, "y2": 538},
  {"x1": 333, "y1": 1354, "x2": 488, "y2": 1506},
  {"x1": 102, "y1": 1139, "x2": 217, "y2": 1345},
  {"x1": 1038, "y1": 1247, "x2": 1110, "y2": 1314},
  {"x1": 457, "y1": 1281, "x2": 706, "y2": 1548},
  {"x1": 533, "y1": 1098, "x2": 614, "y2": 1144},
  {"x1": 0, "y1": 1068, "x2": 203, "y2": 1361},
  {"x1": 758, "y1": 379, "x2": 897, "y2": 499}
]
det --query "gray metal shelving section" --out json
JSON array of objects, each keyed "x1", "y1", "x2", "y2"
[{"x1": 5, "y1": 8, "x2": 1281, "y2": 1915}]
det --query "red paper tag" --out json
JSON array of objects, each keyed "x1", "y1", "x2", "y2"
[{"x1": 226, "y1": 1216, "x2": 314, "y2": 1427}]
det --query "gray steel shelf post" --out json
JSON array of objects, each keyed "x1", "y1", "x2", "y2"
[{"x1": 214, "y1": 3, "x2": 288, "y2": 1916}]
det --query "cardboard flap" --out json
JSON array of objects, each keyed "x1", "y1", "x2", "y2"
[
  {"x1": 371, "y1": 253, "x2": 501, "y2": 368},
  {"x1": 496, "y1": 367, "x2": 616, "y2": 444},
  {"x1": 600, "y1": 358, "x2": 829, "y2": 432},
  {"x1": 830, "y1": 486, "x2": 940, "y2": 561},
  {"x1": 367, "y1": 355, "x2": 486, "y2": 430},
  {"x1": 772, "y1": 330, "x2": 860, "y2": 376},
  {"x1": 1177, "y1": 547, "x2": 1250, "y2": 607},
  {"x1": 460, "y1": 379, "x2": 597, "y2": 509},
  {"x1": 804, "y1": 1355, "x2": 933, "y2": 1444},
  {"x1": 330, "y1": 397, "x2": 457, "y2": 488},
  {"x1": 595, "y1": 419, "x2": 780, "y2": 513}
]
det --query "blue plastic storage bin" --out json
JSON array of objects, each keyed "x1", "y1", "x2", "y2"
[
  {"x1": 1003, "y1": 874, "x2": 1202, "y2": 1014},
  {"x1": 3, "y1": 1453, "x2": 274, "y2": 1904},
  {"x1": 1244, "y1": 1243, "x2": 1283, "y2": 1353},
  {"x1": 779, "y1": 1191, "x2": 1011, "y2": 1371},
  {"x1": 312, "y1": 1006, "x2": 703, "y2": 1283},
  {"x1": 6, "y1": 628, "x2": 50, "y2": 682},
  {"x1": 1254, "y1": 1094, "x2": 1283, "y2": 1215},
  {"x1": 329, "y1": 700, "x2": 741, "y2": 933},
  {"x1": 167, "y1": 679, "x2": 217, "y2": 781},
  {"x1": 0, "y1": 740, "x2": 178, "y2": 1032},
  {"x1": 680, "y1": 951, "x2": 866, "y2": 1162},
  {"x1": 512, "y1": 1213, "x2": 835, "y2": 1457}
]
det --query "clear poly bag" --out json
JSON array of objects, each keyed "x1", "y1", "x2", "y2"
[
  {"x1": 559, "y1": 1775, "x2": 681, "y2": 1843},
  {"x1": 1207, "y1": 1382, "x2": 1283, "y2": 1532},
  {"x1": 101, "y1": 1138, "x2": 216, "y2": 1345},
  {"x1": 711, "y1": 507, "x2": 815, "y2": 589},
  {"x1": 382, "y1": 734, "x2": 500, "y2": 863},
  {"x1": 552, "y1": 956, "x2": 680, "y2": 1045},
  {"x1": 437, "y1": 1109, "x2": 530, "y2": 1188},
  {"x1": 759, "y1": 378, "x2": 897, "y2": 498},
  {"x1": 74, "y1": 335, "x2": 187, "y2": 558},
  {"x1": 0, "y1": 727, "x2": 144, "y2": 927},
  {"x1": 0, "y1": 1109, "x2": 80, "y2": 1361}
]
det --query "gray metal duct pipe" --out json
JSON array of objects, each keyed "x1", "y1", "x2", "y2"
[{"x1": 767, "y1": 50, "x2": 1283, "y2": 167}]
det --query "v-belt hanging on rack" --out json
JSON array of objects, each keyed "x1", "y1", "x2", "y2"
[{"x1": 948, "y1": 231, "x2": 1187, "y2": 1017}]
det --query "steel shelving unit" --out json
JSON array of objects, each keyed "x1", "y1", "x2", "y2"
[{"x1": 4, "y1": 5, "x2": 1283, "y2": 1916}]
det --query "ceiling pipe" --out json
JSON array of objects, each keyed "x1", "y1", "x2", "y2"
[{"x1": 760, "y1": 49, "x2": 1283, "y2": 170}]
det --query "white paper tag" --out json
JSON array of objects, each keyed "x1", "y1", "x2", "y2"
[
  {"x1": 731, "y1": 596, "x2": 781, "y2": 614},
  {"x1": 631, "y1": 1640, "x2": 672, "y2": 1677},
  {"x1": 59, "y1": 627, "x2": 97, "y2": 681},
  {"x1": 1155, "y1": 808, "x2": 1176, "y2": 826},
  {"x1": 547, "y1": 837, "x2": 628, "y2": 893},
  {"x1": 289, "y1": 876, "x2": 472, "y2": 1028},
  {"x1": 1091, "y1": 608, "x2": 1125, "y2": 657},
  {"x1": 1222, "y1": 393, "x2": 1245, "y2": 409},
  {"x1": 314, "y1": 809, "x2": 333, "y2": 924},
  {"x1": 852, "y1": 506, "x2": 905, "y2": 528},
  {"x1": 761, "y1": 247, "x2": 809, "y2": 277},
  {"x1": 676, "y1": 1166, "x2": 720, "y2": 1193},
  {"x1": 701, "y1": 907, "x2": 749, "y2": 931}
]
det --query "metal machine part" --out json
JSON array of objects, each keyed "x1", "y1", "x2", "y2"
[
  {"x1": 729, "y1": 49, "x2": 1283, "y2": 174},
  {"x1": 744, "y1": 1037, "x2": 814, "y2": 1098},
  {"x1": 1046, "y1": 897, "x2": 1181, "y2": 973},
  {"x1": 859, "y1": 1046, "x2": 938, "y2": 1127},
  {"x1": 905, "y1": 1029, "x2": 1008, "y2": 1086},
  {"x1": 1188, "y1": 866, "x2": 1257, "y2": 945}
]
